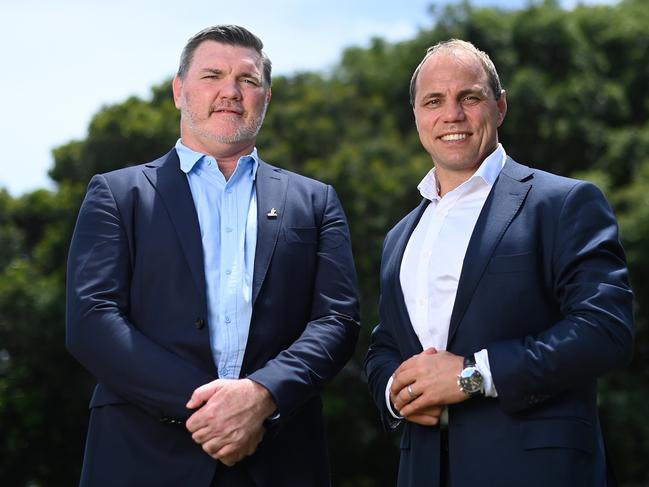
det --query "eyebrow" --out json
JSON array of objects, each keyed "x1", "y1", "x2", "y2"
[
  {"x1": 458, "y1": 87, "x2": 488, "y2": 98},
  {"x1": 421, "y1": 86, "x2": 487, "y2": 101},
  {"x1": 199, "y1": 67, "x2": 262, "y2": 82},
  {"x1": 199, "y1": 68, "x2": 224, "y2": 76}
]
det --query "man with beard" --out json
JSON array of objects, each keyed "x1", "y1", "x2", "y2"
[{"x1": 66, "y1": 25, "x2": 359, "y2": 486}]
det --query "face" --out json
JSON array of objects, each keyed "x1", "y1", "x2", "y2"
[
  {"x1": 413, "y1": 50, "x2": 507, "y2": 184},
  {"x1": 173, "y1": 40, "x2": 271, "y2": 156}
]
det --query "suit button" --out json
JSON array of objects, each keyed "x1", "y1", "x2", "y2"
[{"x1": 195, "y1": 318, "x2": 206, "y2": 330}]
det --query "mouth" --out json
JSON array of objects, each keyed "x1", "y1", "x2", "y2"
[
  {"x1": 211, "y1": 105, "x2": 243, "y2": 116},
  {"x1": 439, "y1": 133, "x2": 469, "y2": 141}
]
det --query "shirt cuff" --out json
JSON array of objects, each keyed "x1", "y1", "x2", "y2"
[
  {"x1": 475, "y1": 349, "x2": 498, "y2": 397},
  {"x1": 385, "y1": 375, "x2": 404, "y2": 420}
]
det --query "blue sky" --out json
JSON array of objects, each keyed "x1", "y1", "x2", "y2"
[{"x1": 0, "y1": 0, "x2": 615, "y2": 195}]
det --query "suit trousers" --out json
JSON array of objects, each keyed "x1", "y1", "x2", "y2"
[
  {"x1": 440, "y1": 428, "x2": 450, "y2": 487},
  {"x1": 211, "y1": 463, "x2": 256, "y2": 487}
]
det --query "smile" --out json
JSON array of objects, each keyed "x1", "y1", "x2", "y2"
[{"x1": 440, "y1": 133, "x2": 467, "y2": 141}]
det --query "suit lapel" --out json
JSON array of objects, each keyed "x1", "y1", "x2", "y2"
[
  {"x1": 252, "y1": 160, "x2": 288, "y2": 306},
  {"x1": 142, "y1": 150, "x2": 206, "y2": 302},
  {"x1": 447, "y1": 158, "x2": 533, "y2": 345},
  {"x1": 387, "y1": 199, "x2": 430, "y2": 355}
]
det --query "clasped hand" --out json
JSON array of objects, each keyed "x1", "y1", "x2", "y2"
[
  {"x1": 390, "y1": 348, "x2": 467, "y2": 426},
  {"x1": 185, "y1": 378, "x2": 276, "y2": 466}
]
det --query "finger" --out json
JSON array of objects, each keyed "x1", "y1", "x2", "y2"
[
  {"x1": 409, "y1": 405, "x2": 443, "y2": 418},
  {"x1": 185, "y1": 408, "x2": 201, "y2": 433},
  {"x1": 422, "y1": 347, "x2": 438, "y2": 355},
  {"x1": 191, "y1": 424, "x2": 220, "y2": 445},
  {"x1": 391, "y1": 386, "x2": 405, "y2": 411},
  {"x1": 215, "y1": 443, "x2": 246, "y2": 467},
  {"x1": 201, "y1": 434, "x2": 230, "y2": 459},
  {"x1": 391, "y1": 372, "x2": 415, "y2": 397},
  {"x1": 404, "y1": 412, "x2": 440, "y2": 426},
  {"x1": 186, "y1": 379, "x2": 222, "y2": 409},
  {"x1": 399, "y1": 400, "x2": 418, "y2": 417},
  {"x1": 392, "y1": 383, "x2": 414, "y2": 411},
  {"x1": 402, "y1": 400, "x2": 444, "y2": 418},
  {"x1": 389, "y1": 390, "x2": 402, "y2": 412},
  {"x1": 399, "y1": 393, "x2": 441, "y2": 417},
  {"x1": 217, "y1": 429, "x2": 263, "y2": 465},
  {"x1": 217, "y1": 451, "x2": 240, "y2": 467},
  {"x1": 392, "y1": 360, "x2": 424, "y2": 393},
  {"x1": 186, "y1": 401, "x2": 215, "y2": 433}
]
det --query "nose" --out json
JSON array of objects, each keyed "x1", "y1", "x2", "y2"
[
  {"x1": 442, "y1": 99, "x2": 466, "y2": 122},
  {"x1": 219, "y1": 77, "x2": 242, "y2": 100}
]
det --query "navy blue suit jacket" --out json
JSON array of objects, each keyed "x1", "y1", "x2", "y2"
[
  {"x1": 365, "y1": 158, "x2": 633, "y2": 487},
  {"x1": 66, "y1": 149, "x2": 360, "y2": 486}
]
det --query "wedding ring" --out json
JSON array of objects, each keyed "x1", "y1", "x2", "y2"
[{"x1": 407, "y1": 384, "x2": 416, "y2": 400}]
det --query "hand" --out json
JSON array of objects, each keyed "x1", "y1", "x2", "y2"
[
  {"x1": 391, "y1": 348, "x2": 467, "y2": 421},
  {"x1": 185, "y1": 378, "x2": 277, "y2": 466}
]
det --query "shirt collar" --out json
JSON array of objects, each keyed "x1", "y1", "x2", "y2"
[
  {"x1": 418, "y1": 143, "x2": 507, "y2": 201},
  {"x1": 175, "y1": 139, "x2": 259, "y2": 179}
]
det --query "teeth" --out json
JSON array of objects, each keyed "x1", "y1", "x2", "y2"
[{"x1": 441, "y1": 133, "x2": 466, "y2": 141}]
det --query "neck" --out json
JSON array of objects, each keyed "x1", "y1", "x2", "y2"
[
  {"x1": 217, "y1": 159, "x2": 239, "y2": 180},
  {"x1": 436, "y1": 168, "x2": 476, "y2": 197},
  {"x1": 180, "y1": 136, "x2": 255, "y2": 181}
]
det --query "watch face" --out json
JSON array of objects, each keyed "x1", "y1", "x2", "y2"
[{"x1": 459, "y1": 366, "x2": 483, "y2": 394}]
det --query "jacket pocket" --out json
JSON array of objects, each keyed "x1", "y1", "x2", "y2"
[{"x1": 520, "y1": 417, "x2": 594, "y2": 453}]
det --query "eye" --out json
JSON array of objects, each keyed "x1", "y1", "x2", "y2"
[
  {"x1": 462, "y1": 95, "x2": 481, "y2": 105},
  {"x1": 424, "y1": 98, "x2": 441, "y2": 107},
  {"x1": 242, "y1": 78, "x2": 260, "y2": 86}
]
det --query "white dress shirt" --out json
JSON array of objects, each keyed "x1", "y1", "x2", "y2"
[{"x1": 386, "y1": 144, "x2": 507, "y2": 418}]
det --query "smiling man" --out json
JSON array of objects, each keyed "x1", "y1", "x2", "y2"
[
  {"x1": 364, "y1": 39, "x2": 633, "y2": 486},
  {"x1": 66, "y1": 25, "x2": 359, "y2": 486}
]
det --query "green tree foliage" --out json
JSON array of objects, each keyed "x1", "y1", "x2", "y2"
[{"x1": 1, "y1": 0, "x2": 648, "y2": 485}]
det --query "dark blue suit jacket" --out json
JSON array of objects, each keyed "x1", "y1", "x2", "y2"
[
  {"x1": 66, "y1": 149, "x2": 360, "y2": 486},
  {"x1": 365, "y1": 158, "x2": 633, "y2": 487}
]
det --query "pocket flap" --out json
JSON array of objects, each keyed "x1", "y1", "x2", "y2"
[{"x1": 520, "y1": 418, "x2": 594, "y2": 453}]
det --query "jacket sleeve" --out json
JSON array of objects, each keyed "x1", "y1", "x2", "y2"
[
  {"x1": 66, "y1": 175, "x2": 214, "y2": 420},
  {"x1": 365, "y1": 318, "x2": 404, "y2": 431},
  {"x1": 488, "y1": 181, "x2": 634, "y2": 414},
  {"x1": 247, "y1": 185, "x2": 360, "y2": 417}
]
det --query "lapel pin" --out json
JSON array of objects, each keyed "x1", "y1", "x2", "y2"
[{"x1": 267, "y1": 208, "x2": 278, "y2": 218}]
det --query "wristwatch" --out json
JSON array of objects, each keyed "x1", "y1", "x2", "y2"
[
  {"x1": 457, "y1": 355, "x2": 484, "y2": 397},
  {"x1": 263, "y1": 410, "x2": 281, "y2": 429}
]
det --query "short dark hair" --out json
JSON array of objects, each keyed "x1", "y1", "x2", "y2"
[
  {"x1": 177, "y1": 24, "x2": 272, "y2": 87},
  {"x1": 409, "y1": 39, "x2": 502, "y2": 106}
]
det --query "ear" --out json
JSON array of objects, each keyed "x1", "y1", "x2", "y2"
[
  {"x1": 496, "y1": 90, "x2": 507, "y2": 127},
  {"x1": 172, "y1": 75, "x2": 183, "y2": 109},
  {"x1": 265, "y1": 87, "x2": 272, "y2": 105}
]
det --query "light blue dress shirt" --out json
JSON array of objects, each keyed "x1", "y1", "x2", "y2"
[{"x1": 175, "y1": 139, "x2": 258, "y2": 379}]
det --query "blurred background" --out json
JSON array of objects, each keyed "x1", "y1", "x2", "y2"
[{"x1": 1, "y1": 0, "x2": 648, "y2": 485}]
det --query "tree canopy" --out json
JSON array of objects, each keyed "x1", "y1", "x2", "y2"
[{"x1": 1, "y1": 0, "x2": 648, "y2": 485}]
